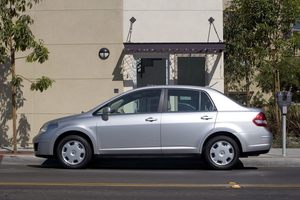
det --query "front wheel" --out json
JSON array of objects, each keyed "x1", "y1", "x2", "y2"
[
  {"x1": 203, "y1": 136, "x2": 240, "y2": 170},
  {"x1": 56, "y1": 135, "x2": 92, "y2": 169}
]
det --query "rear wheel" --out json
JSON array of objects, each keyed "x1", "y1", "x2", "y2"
[
  {"x1": 204, "y1": 136, "x2": 240, "y2": 170},
  {"x1": 56, "y1": 135, "x2": 92, "y2": 169}
]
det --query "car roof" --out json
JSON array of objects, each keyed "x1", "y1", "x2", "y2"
[
  {"x1": 88, "y1": 85, "x2": 212, "y2": 113},
  {"x1": 131, "y1": 85, "x2": 213, "y2": 92},
  {"x1": 88, "y1": 85, "x2": 248, "y2": 113},
  {"x1": 133, "y1": 85, "x2": 249, "y2": 111}
]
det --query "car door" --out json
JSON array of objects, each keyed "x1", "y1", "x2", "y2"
[
  {"x1": 96, "y1": 89, "x2": 163, "y2": 154},
  {"x1": 161, "y1": 89, "x2": 217, "y2": 154}
]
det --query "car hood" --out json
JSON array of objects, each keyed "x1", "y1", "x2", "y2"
[{"x1": 47, "y1": 112, "x2": 90, "y2": 124}]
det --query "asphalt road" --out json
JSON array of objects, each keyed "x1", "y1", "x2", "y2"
[{"x1": 1, "y1": 158, "x2": 300, "y2": 200}]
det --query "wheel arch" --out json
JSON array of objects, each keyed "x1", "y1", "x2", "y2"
[
  {"x1": 200, "y1": 132, "x2": 243, "y2": 155},
  {"x1": 53, "y1": 131, "x2": 95, "y2": 156}
]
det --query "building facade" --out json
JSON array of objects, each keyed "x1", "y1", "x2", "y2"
[{"x1": 0, "y1": 0, "x2": 224, "y2": 149}]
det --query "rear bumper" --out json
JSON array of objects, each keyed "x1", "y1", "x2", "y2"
[
  {"x1": 241, "y1": 128, "x2": 272, "y2": 155},
  {"x1": 241, "y1": 149, "x2": 270, "y2": 157}
]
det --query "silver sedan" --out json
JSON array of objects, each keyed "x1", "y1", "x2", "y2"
[{"x1": 33, "y1": 85, "x2": 272, "y2": 170}]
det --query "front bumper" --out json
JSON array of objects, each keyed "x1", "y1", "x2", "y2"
[{"x1": 33, "y1": 133, "x2": 55, "y2": 157}]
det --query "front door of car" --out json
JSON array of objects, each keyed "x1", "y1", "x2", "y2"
[
  {"x1": 96, "y1": 89, "x2": 163, "y2": 154},
  {"x1": 161, "y1": 89, "x2": 217, "y2": 154}
]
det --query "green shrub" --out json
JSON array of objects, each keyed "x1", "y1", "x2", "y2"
[
  {"x1": 265, "y1": 104, "x2": 300, "y2": 147},
  {"x1": 287, "y1": 105, "x2": 300, "y2": 137},
  {"x1": 264, "y1": 104, "x2": 279, "y2": 138}
]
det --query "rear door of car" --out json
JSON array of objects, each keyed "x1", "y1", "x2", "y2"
[{"x1": 161, "y1": 89, "x2": 217, "y2": 154}]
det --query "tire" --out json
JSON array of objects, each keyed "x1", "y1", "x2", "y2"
[
  {"x1": 203, "y1": 136, "x2": 240, "y2": 170},
  {"x1": 56, "y1": 135, "x2": 92, "y2": 169}
]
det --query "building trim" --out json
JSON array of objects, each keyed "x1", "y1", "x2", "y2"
[{"x1": 123, "y1": 42, "x2": 225, "y2": 54}]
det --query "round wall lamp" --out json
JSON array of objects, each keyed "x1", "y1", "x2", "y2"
[{"x1": 98, "y1": 48, "x2": 110, "y2": 60}]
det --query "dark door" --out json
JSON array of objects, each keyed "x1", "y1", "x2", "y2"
[
  {"x1": 137, "y1": 58, "x2": 166, "y2": 87},
  {"x1": 177, "y1": 57, "x2": 205, "y2": 86}
]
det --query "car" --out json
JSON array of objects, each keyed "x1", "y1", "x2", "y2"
[{"x1": 33, "y1": 85, "x2": 272, "y2": 170}]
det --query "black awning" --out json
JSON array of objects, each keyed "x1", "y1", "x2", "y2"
[{"x1": 123, "y1": 42, "x2": 225, "y2": 54}]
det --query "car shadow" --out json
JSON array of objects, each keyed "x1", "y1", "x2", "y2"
[{"x1": 29, "y1": 157, "x2": 257, "y2": 170}]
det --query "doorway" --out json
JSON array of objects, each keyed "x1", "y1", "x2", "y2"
[
  {"x1": 137, "y1": 58, "x2": 167, "y2": 87},
  {"x1": 177, "y1": 57, "x2": 206, "y2": 86}
]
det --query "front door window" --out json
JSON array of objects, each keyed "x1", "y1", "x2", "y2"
[{"x1": 101, "y1": 89, "x2": 161, "y2": 114}]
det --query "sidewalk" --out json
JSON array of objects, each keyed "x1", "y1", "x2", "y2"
[
  {"x1": 0, "y1": 148, "x2": 300, "y2": 167},
  {"x1": 240, "y1": 148, "x2": 300, "y2": 167}
]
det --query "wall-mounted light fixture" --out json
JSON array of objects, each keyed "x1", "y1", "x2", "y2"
[{"x1": 98, "y1": 48, "x2": 110, "y2": 60}]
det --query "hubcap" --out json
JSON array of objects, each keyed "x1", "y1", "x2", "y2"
[
  {"x1": 209, "y1": 140, "x2": 235, "y2": 166},
  {"x1": 61, "y1": 140, "x2": 86, "y2": 165}
]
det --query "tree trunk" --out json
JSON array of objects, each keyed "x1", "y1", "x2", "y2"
[
  {"x1": 246, "y1": 75, "x2": 250, "y2": 107},
  {"x1": 245, "y1": 62, "x2": 251, "y2": 107},
  {"x1": 10, "y1": 46, "x2": 17, "y2": 153},
  {"x1": 274, "y1": 69, "x2": 281, "y2": 137}
]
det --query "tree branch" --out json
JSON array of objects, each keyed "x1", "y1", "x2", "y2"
[
  {"x1": 15, "y1": 56, "x2": 28, "y2": 60},
  {"x1": 16, "y1": 74, "x2": 34, "y2": 83}
]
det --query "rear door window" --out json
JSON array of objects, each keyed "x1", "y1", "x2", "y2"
[
  {"x1": 200, "y1": 92, "x2": 216, "y2": 112},
  {"x1": 167, "y1": 89, "x2": 200, "y2": 112}
]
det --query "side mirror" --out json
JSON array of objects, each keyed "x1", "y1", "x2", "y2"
[{"x1": 101, "y1": 107, "x2": 111, "y2": 121}]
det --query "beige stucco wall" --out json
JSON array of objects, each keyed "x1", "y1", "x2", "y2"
[
  {"x1": 123, "y1": 0, "x2": 224, "y2": 91},
  {"x1": 4, "y1": 0, "x2": 124, "y2": 148},
  {"x1": 123, "y1": 0, "x2": 223, "y2": 42},
  {"x1": 1, "y1": 0, "x2": 224, "y2": 149}
]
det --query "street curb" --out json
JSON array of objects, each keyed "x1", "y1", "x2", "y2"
[
  {"x1": 0, "y1": 154, "x2": 300, "y2": 168},
  {"x1": 1, "y1": 148, "x2": 300, "y2": 168},
  {"x1": 240, "y1": 157, "x2": 300, "y2": 168},
  {"x1": 0, "y1": 154, "x2": 46, "y2": 166}
]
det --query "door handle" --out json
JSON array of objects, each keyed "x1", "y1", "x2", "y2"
[
  {"x1": 145, "y1": 117, "x2": 157, "y2": 122},
  {"x1": 201, "y1": 116, "x2": 213, "y2": 120}
]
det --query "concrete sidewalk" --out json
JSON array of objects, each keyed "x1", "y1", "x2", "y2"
[
  {"x1": 0, "y1": 148, "x2": 299, "y2": 168},
  {"x1": 240, "y1": 148, "x2": 300, "y2": 167}
]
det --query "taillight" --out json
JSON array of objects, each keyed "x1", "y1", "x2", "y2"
[{"x1": 253, "y1": 112, "x2": 267, "y2": 127}]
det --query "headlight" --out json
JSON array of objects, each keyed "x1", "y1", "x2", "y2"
[{"x1": 39, "y1": 122, "x2": 58, "y2": 134}]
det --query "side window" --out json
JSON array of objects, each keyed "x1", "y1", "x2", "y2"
[
  {"x1": 200, "y1": 92, "x2": 215, "y2": 112},
  {"x1": 99, "y1": 89, "x2": 161, "y2": 114},
  {"x1": 167, "y1": 90, "x2": 199, "y2": 112}
]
